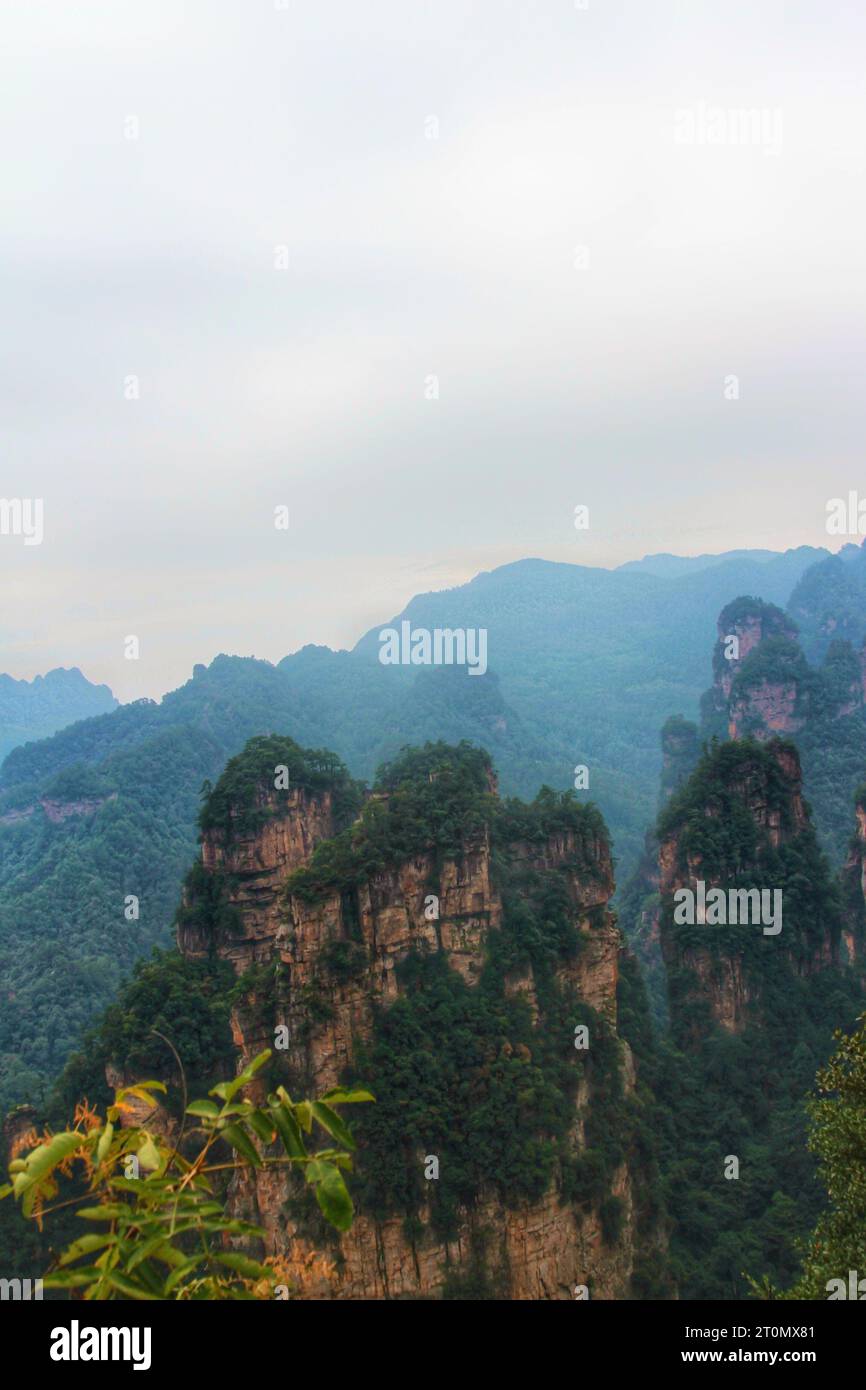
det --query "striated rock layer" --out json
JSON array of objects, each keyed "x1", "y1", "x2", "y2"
[{"x1": 177, "y1": 771, "x2": 648, "y2": 1300}]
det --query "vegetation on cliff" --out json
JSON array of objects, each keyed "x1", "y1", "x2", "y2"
[
  {"x1": 637, "y1": 737, "x2": 866, "y2": 1298},
  {"x1": 286, "y1": 741, "x2": 609, "y2": 905},
  {"x1": 198, "y1": 734, "x2": 363, "y2": 837}
]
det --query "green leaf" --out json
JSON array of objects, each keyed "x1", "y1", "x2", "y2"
[
  {"x1": 76, "y1": 1204, "x2": 129, "y2": 1221},
  {"x1": 247, "y1": 1110, "x2": 277, "y2": 1145},
  {"x1": 126, "y1": 1233, "x2": 178, "y2": 1272},
  {"x1": 222, "y1": 1123, "x2": 262, "y2": 1168},
  {"x1": 314, "y1": 1163, "x2": 354, "y2": 1232},
  {"x1": 311, "y1": 1101, "x2": 356, "y2": 1152},
  {"x1": 210, "y1": 1049, "x2": 272, "y2": 1103},
  {"x1": 164, "y1": 1256, "x2": 205, "y2": 1294},
  {"x1": 304, "y1": 1159, "x2": 328, "y2": 1186},
  {"x1": 43, "y1": 1269, "x2": 99, "y2": 1289},
  {"x1": 270, "y1": 1103, "x2": 306, "y2": 1159},
  {"x1": 321, "y1": 1087, "x2": 375, "y2": 1105},
  {"x1": 104, "y1": 1271, "x2": 161, "y2": 1300},
  {"x1": 117, "y1": 1080, "x2": 167, "y2": 1100},
  {"x1": 137, "y1": 1134, "x2": 162, "y2": 1172},
  {"x1": 214, "y1": 1252, "x2": 272, "y2": 1280},
  {"x1": 58, "y1": 1233, "x2": 117, "y2": 1267},
  {"x1": 185, "y1": 1100, "x2": 220, "y2": 1118},
  {"x1": 96, "y1": 1123, "x2": 114, "y2": 1164},
  {"x1": 294, "y1": 1101, "x2": 313, "y2": 1134},
  {"x1": 20, "y1": 1131, "x2": 81, "y2": 1187}
]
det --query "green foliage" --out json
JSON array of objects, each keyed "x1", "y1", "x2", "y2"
[
  {"x1": 48, "y1": 949, "x2": 239, "y2": 1124},
  {"x1": 198, "y1": 734, "x2": 362, "y2": 837},
  {"x1": 755, "y1": 1015, "x2": 866, "y2": 1299},
  {"x1": 619, "y1": 734, "x2": 866, "y2": 1299},
  {"x1": 0, "y1": 1049, "x2": 371, "y2": 1299},
  {"x1": 287, "y1": 741, "x2": 498, "y2": 903}
]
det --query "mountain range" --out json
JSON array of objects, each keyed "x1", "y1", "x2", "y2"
[{"x1": 0, "y1": 543, "x2": 845, "y2": 1117}]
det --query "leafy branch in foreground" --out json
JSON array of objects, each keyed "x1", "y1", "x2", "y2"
[
  {"x1": 0, "y1": 1048, "x2": 373, "y2": 1300},
  {"x1": 749, "y1": 1014, "x2": 866, "y2": 1300}
]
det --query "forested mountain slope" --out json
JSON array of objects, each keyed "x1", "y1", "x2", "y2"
[{"x1": 0, "y1": 667, "x2": 116, "y2": 763}]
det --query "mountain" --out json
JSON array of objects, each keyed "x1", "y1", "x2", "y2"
[
  {"x1": 352, "y1": 547, "x2": 829, "y2": 869},
  {"x1": 698, "y1": 596, "x2": 866, "y2": 867},
  {"x1": 622, "y1": 736, "x2": 864, "y2": 1297},
  {"x1": 43, "y1": 738, "x2": 667, "y2": 1299},
  {"x1": 0, "y1": 667, "x2": 116, "y2": 763},
  {"x1": 0, "y1": 546, "x2": 835, "y2": 1112},
  {"x1": 25, "y1": 726, "x2": 865, "y2": 1301},
  {"x1": 616, "y1": 548, "x2": 816, "y2": 579},
  {"x1": 788, "y1": 541, "x2": 866, "y2": 662}
]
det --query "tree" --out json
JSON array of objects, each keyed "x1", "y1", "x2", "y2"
[{"x1": 752, "y1": 1015, "x2": 866, "y2": 1299}]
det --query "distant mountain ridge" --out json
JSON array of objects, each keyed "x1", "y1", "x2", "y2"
[{"x1": 0, "y1": 666, "x2": 117, "y2": 763}]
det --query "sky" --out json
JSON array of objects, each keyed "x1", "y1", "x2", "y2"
[{"x1": 1, "y1": 0, "x2": 865, "y2": 701}]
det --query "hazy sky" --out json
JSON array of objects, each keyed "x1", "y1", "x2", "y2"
[{"x1": 2, "y1": 1, "x2": 865, "y2": 700}]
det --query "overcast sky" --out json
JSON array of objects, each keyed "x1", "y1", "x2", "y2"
[{"x1": 2, "y1": 0, "x2": 865, "y2": 700}]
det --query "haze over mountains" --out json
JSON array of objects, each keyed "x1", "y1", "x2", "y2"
[
  {"x1": 0, "y1": 667, "x2": 116, "y2": 764},
  {"x1": 0, "y1": 542, "x2": 848, "y2": 1112}
]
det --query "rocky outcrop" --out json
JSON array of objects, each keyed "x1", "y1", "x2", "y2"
[
  {"x1": 177, "y1": 753, "x2": 648, "y2": 1300},
  {"x1": 700, "y1": 599, "x2": 803, "y2": 741},
  {"x1": 658, "y1": 740, "x2": 837, "y2": 1036},
  {"x1": 727, "y1": 680, "x2": 803, "y2": 740},
  {"x1": 0, "y1": 793, "x2": 116, "y2": 826},
  {"x1": 178, "y1": 785, "x2": 336, "y2": 964},
  {"x1": 841, "y1": 793, "x2": 866, "y2": 964}
]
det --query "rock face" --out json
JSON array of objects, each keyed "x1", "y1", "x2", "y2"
[
  {"x1": 657, "y1": 741, "x2": 835, "y2": 1036},
  {"x1": 177, "y1": 765, "x2": 647, "y2": 1300},
  {"x1": 727, "y1": 680, "x2": 803, "y2": 740},
  {"x1": 701, "y1": 599, "x2": 804, "y2": 741},
  {"x1": 841, "y1": 794, "x2": 866, "y2": 964},
  {"x1": 0, "y1": 793, "x2": 117, "y2": 826},
  {"x1": 702, "y1": 597, "x2": 866, "y2": 745},
  {"x1": 717, "y1": 605, "x2": 799, "y2": 703},
  {"x1": 179, "y1": 785, "x2": 337, "y2": 966}
]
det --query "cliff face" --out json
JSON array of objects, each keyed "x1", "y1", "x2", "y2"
[
  {"x1": 701, "y1": 599, "x2": 804, "y2": 741},
  {"x1": 0, "y1": 793, "x2": 117, "y2": 826},
  {"x1": 702, "y1": 598, "x2": 866, "y2": 745},
  {"x1": 841, "y1": 796, "x2": 866, "y2": 964},
  {"x1": 179, "y1": 785, "x2": 337, "y2": 966},
  {"x1": 658, "y1": 740, "x2": 840, "y2": 1036},
  {"x1": 177, "y1": 754, "x2": 647, "y2": 1300},
  {"x1": 727, "y1": 681, "x2": 803, "y2": 740}
]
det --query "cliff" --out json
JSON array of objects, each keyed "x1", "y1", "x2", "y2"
[
  {"x1": 173, "y1": 738, "x2": 661, "y2": 1299},
  {"x1": 700, "y1": 597, "x2": 805, "y2": 741},
  {"x1": 840, "y1": 788, "x2": 866, "y2": 965},
  {"x1": 657, "y1": 738, "x2": 845, "y2": 1037}
]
